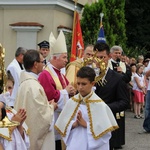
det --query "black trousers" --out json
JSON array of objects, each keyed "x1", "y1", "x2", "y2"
[{"x1": 55, "y1": 140, "x2": 62, "y2": 150}]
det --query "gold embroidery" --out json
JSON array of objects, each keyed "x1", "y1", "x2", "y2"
[
  {"x1": 87, "y1": 99, "x2": 103, "y2": 103},
  {"x1": 55, "y1": 93, "x2": 119, "y2": 139},
  {"x1": 116, "y1": 111, "x2": 124, "y2": 119},
  {"x1": 55, "y1": 100, "x2": 81, "y2": 137},
  {"x1": 0, "y1": 128, "x2": 12, "y2": 141},
  {"x1": 5, "y1": 106, "x2": 29, "y2": 135},
  {"x1": 86, "y1": 100, "x2": 119, "y2": 139},
  {"x1": 45, "y1": 66, "x2": 63, "y2": 90},
  {"x1": 116, "y1": 113, "x2": 120, "y2": 119},
  {"x1": 120, "y1": 111, "x2": 124, "y2": 117},
  {"x1": 72, "y1": 96, "x2": 81, "y2": 103}
]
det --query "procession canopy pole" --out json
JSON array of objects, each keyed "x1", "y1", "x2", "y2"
[
  {"x1": 71, "y1": 0, "x2": 78, "y2": 59},
  {"x1": 100, "y1": 12, "x2": 104, "y2": 27}
]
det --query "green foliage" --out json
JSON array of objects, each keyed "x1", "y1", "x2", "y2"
[
  {"x1": 125, "y1": 46, "x2": 148, "y2": 58},
  {"x1": 68, "y1": 0, "x2": 150, "y2": 60},
  {"x1": 81, "y1": 0, "x2": 106, "y2": 46},
  {"x1": 64, "y1": 32, "x2": 72, "y2": 62},
  {"x1": 125, "y1": 0, "x2": 150, "y2": 58},
  {"x1": 103, "y1": 0, "x2": 127, "y2": 49},
  {"x1": 81, "y1": 0, "x2": 127, "y2": 52}
]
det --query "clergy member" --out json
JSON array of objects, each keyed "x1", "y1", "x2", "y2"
[
  {"x1": 15, "y1": 50, "x2": 57, "y2": 150},
  {"x1": 65, "y1": 44, "x2": 95, "y2": 89},
  {"x1": 7, "y1": 47, "x2": 27, "y2": 107},
  {"x1": 38, "y1": 30, "x2": 75, "y2": 150}
]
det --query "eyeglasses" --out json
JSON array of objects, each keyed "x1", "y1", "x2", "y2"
[{"x1": 37, "y1": 60, "x2": 46, "y2": 64}]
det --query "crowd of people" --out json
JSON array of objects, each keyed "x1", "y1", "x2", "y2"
[{"x1": 0, "y1": 30, "x2": 150, "y2": 150}]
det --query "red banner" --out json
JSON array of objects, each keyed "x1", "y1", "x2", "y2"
[{"x1": 70, "y1": 12, "x2": 84, "y2": 62}]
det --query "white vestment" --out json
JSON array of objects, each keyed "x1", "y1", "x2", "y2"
[
  {"x1": 108, "y1": 59, "x2": 126, "y2": 73},
  {"x1": 0, "y1": 112, "x2": 30, "y2": 150},
  {"x1": 15, "y1": 71, "x2": 55, "y2": 150},
  {"x1": 44, "y1": 63, "x2": 69, "y2": 141},
  {"x1": 7, "y1": 59, "x2": 24, "y2": 106},
  {"x1": 0, "y1": 92, "x2": 14, "y2": 107},
  {"x1": 55, "y1": 92, "x2": 119, "y2": 150}
]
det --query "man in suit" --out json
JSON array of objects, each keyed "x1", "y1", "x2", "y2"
[
  {"x1": 108, "y1": 45, "x2": 131, "y2": 83},
  {"x1": 108, "y1": 45, "x2": 131, "y2": 149},
  {"x1": 94, "y1": 42, "x2": 129, "y2": 150}
]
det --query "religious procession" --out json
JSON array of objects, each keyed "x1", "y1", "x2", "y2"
[{"x1": 0, "y1": 0, "x2": 150, "y2": 150}]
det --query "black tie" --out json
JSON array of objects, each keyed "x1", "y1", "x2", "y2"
[{"x1": 44, "y1": 59, "x2": 47, "y2": 65}]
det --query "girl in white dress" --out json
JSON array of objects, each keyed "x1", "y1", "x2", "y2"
[{"x1": 132, "y1": 64, "x2": 146, "y2": 118}]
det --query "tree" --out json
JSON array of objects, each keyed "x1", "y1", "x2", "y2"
[
  {"x1": 81, "y1": 0, "x2": 106, "y2": 46},
  {"x1": 65, "y1": 32, "x2": 72, "y2": 62},
  {"x1": 125, "y1": 0, "x2": 150, "y2": 57},
  {"x1": 105, "y1": 0, "x2": 127, "y2": 49},
  {"x1": 81, "y1": 0, "x2": 127, "y2": 52}
]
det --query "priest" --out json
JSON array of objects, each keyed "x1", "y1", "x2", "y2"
[{"x1": 38, "y1": 31, "x2": 75, "y2": 150}]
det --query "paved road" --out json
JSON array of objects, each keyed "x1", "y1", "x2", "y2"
[{"x1": 121, "y1": 110, "x2": 150, "y2": 150}]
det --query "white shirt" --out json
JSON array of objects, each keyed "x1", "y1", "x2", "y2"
[
  {"x1": 132, "y1": 73, "x2": 145, "y2": 91},
  {"x1": 63, "y1": 104, "x2": 111, "y2": 150},
  {"x1": 0, "y1": 113, "x2": 30, "y2": 150},
  {"x1": 7, "y1": 59, "x2": 24, "y2": 106},
  {"x1": 145, "y1": 62, "x2": 150, "y2": 90}
]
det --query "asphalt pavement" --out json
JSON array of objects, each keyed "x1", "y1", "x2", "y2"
[{"x1": 120, "y1": 109, "x2": 150, "y2": 150}]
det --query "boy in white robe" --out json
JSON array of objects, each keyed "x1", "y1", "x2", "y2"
[
  {"x1": 0, "y1": 70, "x2": 29, "y2": 150},
  {"x1": 55, "y1": 66, "x2": 119, "y2": 150},
  {"x1": 0, "y1": 102, "x2": 30, "y2": 150}
]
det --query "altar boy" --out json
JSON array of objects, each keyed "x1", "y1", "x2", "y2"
[{"x1": 55, "y1": 66, "x2": 119, "y2": 150}]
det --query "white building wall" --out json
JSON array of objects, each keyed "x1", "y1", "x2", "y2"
[
  {"x1": 0, "y1": 7, "x2": 74, "y2": 66},
  {"x1": 0, "y1": 0, "x2": 91, "y2": 67}
]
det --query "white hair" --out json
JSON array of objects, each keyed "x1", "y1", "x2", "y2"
[{"x1": 110, "y1": 45, "x2": 123, "y2": 53}]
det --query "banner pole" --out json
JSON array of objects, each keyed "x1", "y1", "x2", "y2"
[
  {"x1": 70, "y1": 0, "x2": 78, "y2": 61},
  {"x1": 100, "y1": 12, "x2": 104, "y2": 27}
]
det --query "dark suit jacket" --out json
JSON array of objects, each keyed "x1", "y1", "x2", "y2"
[
  {"x1": 95, "y1": 68, "x2": 129, "y2": 114},
  {"x1": 111, "y1": 61, "x2": 131, "y2": 83},
  {"x1": 121, "y1": 64, "x2": 131, "y2": 83}
]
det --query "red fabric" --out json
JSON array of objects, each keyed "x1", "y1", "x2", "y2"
[
  {"x1": 38, "y1": 70, "x2": 69, "y2": 102},
  {"x1": 53, "y1": 68, "x2": 68, "y2": 89},
  {"x1": 70, "y1": 11, "x2": 84, "y2": 62},
  {"x1": 133, "y1": 90, "x2": 145, "y2": 103}
]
